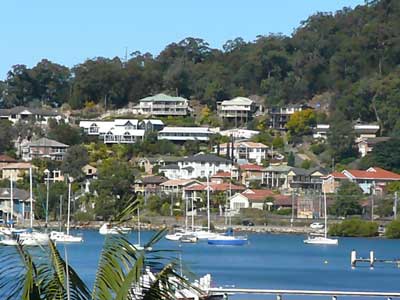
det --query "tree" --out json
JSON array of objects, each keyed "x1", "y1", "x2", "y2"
[
  {"x1": 0, "y1": 120, "x2": 14, "y2": 153},
  {"x1": 61, "y1": 145, "x2": 89, "y2": 178},
  {"x1": 287, "y1": 152, "x2": 295, "y2": 166},
  {"x1": 361, "y1": 138, "x2": 400, "y2": 173},
  {"x1": 286, "y1": 109, "x2": 316, "y2": 139},
  {"x1": 48, "y1": 119, "x2": 83, "y2": 145},
  {"x1": 327, "y1": 112, "x2": 357, "y2": 162},
  {"x1": 330, "y1": 181, "x2": 363, "y2": 217},
  {"x1": 272, "y1": 136, "x2": 284, "y2": 150},
  {"x1": 385, "y1": 220, "x2": 400, "y2": 239}
]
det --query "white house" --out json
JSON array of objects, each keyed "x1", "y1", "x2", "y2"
[
  {"x1": 79, "y1": 119, "x2": 151, "y2": 144},
  {"x1": 214, "y1": 141, "x2": 268, "y2": 164},
  {"x1": 313, "y1": 123, "x2": 380, "y2": 141},
  {"x1": 218, "y1": 97, "x2": 254, "y2": 124},
  {"x1": 218, "y1": 128, "x2": 260, "y2": 140},
  {"x1": 137, "y1": 93, "x2": 191, "y2": 116},
  {"x1": 159, "y1": 153, "x2": 233, "y2": 179},
  {"x1": 0, "y1": 106, "x2": 66, "y2": 126},
  {"x1": 158, "y1": 127, "x2": 213, "y2": 142}
]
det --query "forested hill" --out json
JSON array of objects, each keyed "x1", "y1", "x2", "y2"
[{"x1": 1, "y1": 0, "x2": 400, "y2": 135}]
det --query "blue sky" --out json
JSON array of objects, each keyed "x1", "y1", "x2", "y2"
[{"x1": 0, "y1": 0, "x2": 364, "y2": 79}]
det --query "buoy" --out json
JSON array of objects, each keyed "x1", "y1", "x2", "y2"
[{"x1": 324, "y1": 260, "x2": 328, "y2": 264}]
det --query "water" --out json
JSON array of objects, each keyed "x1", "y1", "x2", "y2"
[{"x1": 2, "y1": 230, "x2": 400, "y2": 299}]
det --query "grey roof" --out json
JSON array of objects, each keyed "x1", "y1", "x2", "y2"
[
  {"x1": 0, "y1": 188, "x2": 30, "y2": 201},
  {"x1": 0, "y1": 106, "x2": 60, "y2": 116},
  {"x1": 140, "y1": 175, "x2": 168, "y2": 184},
  {"x1": 182, "y1": 166, "x2": 194, "y2": 172},
  {"x1": 363, "y1": 137, "x2": 391, "y2": 145},
  {"x1": 289, "y1": 167, "x2": 309, "y2": 176},
  {"x1": 159, "y1": 164, "x2": 180, "y2": 170},
  {"x1": 139, "y1": 93, "x2": 188, "y2": 103},
  {"x1": 29, "y1": 137, "x2": 69, "y2": 148},
  {"x1": 180, "y1": 154, "x2": 231, "y2": 164}
]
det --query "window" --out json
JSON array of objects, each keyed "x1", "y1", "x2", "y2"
[{"x1": 201, "y1": 171, "x2": 205, "y2": 176}]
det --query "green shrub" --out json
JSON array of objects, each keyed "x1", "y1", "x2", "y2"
[
  {"x1": 274, "y1": 208, "x2": 292, "y2": 216},
  {"x1": 310, "y1": 143, "x2": 326, "y2": 155},
  {"x1": 74, "y1": 211, "x2": 94, "y2": 222},
  {"x1": 329, "y1": 219, "x2": 378, "y2": 237},
  {"x1": 385, "y1": 220, "x2": 400, "y2": 239},
  {"x1": 240, "y1": 208, "x2": 265, "y2": 218}
]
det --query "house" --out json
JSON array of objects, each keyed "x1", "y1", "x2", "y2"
[
  {"x1": 134, "y1": 175, "x2": 168, "y2": 195},
  {"x1": 0, "y1": 106, "x2": 66, "y2": 126},
  {"x1": 236, "y1": 164, "x2": 266, "y2": 186},
  {"x1": 217, "y1": 128, "x2": 260, "y2": 140},
  {"x1": 229, "y1": 189, "x2": 291, "y2": 214},
  {"x1": 287, "y1": 167, "x2": 328, "y2": 191},
  {"x1": 159, "y1": 179, "x2": 201, "y2": 198},
  {"x1": 214, "y1": 141, "x2": 268, "y2": 164},
  {"x1": 137, "y1": 93, "x2": 191, "y2": 116},
  {"x1": 138, "y1": 119, "x2": 165, "y2": 132},
  {"x1": 183, "y1": 182, "x2": 246, "y2": 207},
  {"x1": 134, "y1": 156, "x2": 180, "y2": 175},
  {"x1": 313, "y1": 123, "x2": 381, "y2": 141},
  {"x1": 217, "y1": 97, "x2": 255, "y2": 125},
  {"x1": 82, "y1": 164, "x2": 97, "y2": 178},
  {"x1": 44, "y1": 169, "x2": 65, "y2": 182},
  {"x1": 157, "y1": 127, "x2": 213, "y2": 142},
  {"x1": 264, "y1": 164, "x2": 292, "y2": 189},
  {"x1": 210, "y1": 171, "x2": 232, "y2": 184},
  {"x1": 322, "y1": 167, "x2": 400, "y2": 194},
  {"x1": 0, "y1": 154, "x2": 17, "y2": 170},
  {"x1": 0, "y1": 187, "x2": 34, "y2": 224},
  {"x1": 159, "y1": 153, "x2": 233, "y2": 180},
  {"x1": 357, "y1": 137, "x2": 391, "y2": 157},
  {"x1": 21, "y1": 137, "x2": 69, "y2": 161},
  {"x1": 269, "y1": 104, "x2": 312, "y2": 130},
  {"x1": 79, "y1": 119, "x2": 156, "y2": 144},
  {"x1": 2, "y1": 162, "x2": 37, "y2": 181}
]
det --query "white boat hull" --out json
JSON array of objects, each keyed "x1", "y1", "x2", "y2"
[
  {"x1": 99, "y1": 223, "x2": 130, "y2": 235},
  {"x1": 50, "y1": 231, "x2": 83, "y2": 243},
  {"x1": 304, "y1": 236, "x2": 338, "y2": 245}
]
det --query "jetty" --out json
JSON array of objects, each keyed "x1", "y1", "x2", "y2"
[
  {"x1": 351, "y1": 250, "x2": 400, "y2": 268},
  {"x1": 208, "y1": 288, "x2": 400, "y2": 300}
]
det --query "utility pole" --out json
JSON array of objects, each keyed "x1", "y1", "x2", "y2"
[
  {"x1": 371, "y1": 194, "x2": 374, "y2": 221},
  {"x1": 394, "y1": 192, "x2": 398, "y2": 220},
  {"x1": 44, "y1": 169, "x2": 50, "y2": 229}
]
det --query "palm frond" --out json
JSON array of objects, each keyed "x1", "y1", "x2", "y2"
[{"x1": 0, "y1": 243, "x2": 41, "y2": 300}]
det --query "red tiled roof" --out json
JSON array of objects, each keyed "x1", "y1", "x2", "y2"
[
  {"x1": 211, "y1": 171, "x2": 232, "y2": 178},
  {"x1": 241, "y1": 189, "x2": 275, "y2": 201},
  {"x1": 0, "y1": 154, "x2": 17, "y2": 163},
  {"x1": 240, "y1": 189, "x2": 291, "y2": 205},
  {"x1": 240, "y1": 164, "x2": 265, "y2": 171},
  {"x1": 346, "y1": 167, "x2": 400, "y2": 180}
]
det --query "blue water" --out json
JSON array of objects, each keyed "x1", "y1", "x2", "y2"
[{"x1": 2, "y1": 230, "x2": 400, "y2": 299}]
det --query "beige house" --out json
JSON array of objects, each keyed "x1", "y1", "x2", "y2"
[
  {"x1": 2, "y1": 162, "x2": 37, "y2": 181},
  {"x1": 82, "y1": 164, "x2": 97, "y2": 178}
]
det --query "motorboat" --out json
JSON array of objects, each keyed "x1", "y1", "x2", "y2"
[
  {"x1": 180, "y1": 234, "x2": 198, "y2": 243},
  {"x1": 99, "y1": 223, "x2": 131, "y2": 235},
  {"x1": 19, "y1": 231, "x2": 49, "y2": 246},
  {"x1": 304, "y1": 192, "x2": 338, "y2": 245},
  {"x1": 207, "y1": 228, "x2": 248, "y2": 246},
  {"x1": 165, "y1": 231, "x2": 185, "y2": 241},
  {"x1": 50, "y1": 231, "x2": 83, "y2": 243},
  {"x1": 193, "y1": 230, "x2": 218, "y2": 240},
  {"x1": 0, "y1": 236, "x2": 18, "y2": 246}
]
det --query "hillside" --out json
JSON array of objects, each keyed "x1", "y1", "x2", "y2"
[{"x1": 1, "y1": 0, "x2": 400, "y2": 135}]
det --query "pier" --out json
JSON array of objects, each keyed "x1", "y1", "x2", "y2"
[
  {"x1": 208, "y1": 288, "x2": 400, "y2": 300},
  {"x1": 351, "y1": 250, "x2": 400, "y2": 268}
]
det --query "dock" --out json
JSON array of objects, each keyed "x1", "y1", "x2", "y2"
[
  {"x1": 208, "y1": 288, "x2": 400, "y2": 300},
  {"x1": 351, "y1": 250, "x2": 400, "y2": 268}
]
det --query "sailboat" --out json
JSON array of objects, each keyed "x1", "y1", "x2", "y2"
[
  {"x1": 0, "y1": 170, "x2": 49, "y2": 246},
  {"x1": 304, "y1": 191, "x2": 338, "y2": 245},
  {"x1": 132, "y1": 208, "x2": 152, "y2": 250},
  {"x1": 50, "y1": 178, "x2": 83, "y2": 243},
  {"x1": 193, "y1": 175, "x2": 217, "y2": 240}
]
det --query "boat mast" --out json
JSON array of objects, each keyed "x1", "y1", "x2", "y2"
[
  {"x1": 29, "y1": 167, "x2": 33, "y2": 228},
  {"x1": 137, "y1": 207, "x2": 141, "y2": 246},
  {"x1": 59, "y1": 195, "x2": 63, "y2": 232},
  {"x1": 324, "y1": 191, "x2": 327, "y2": 239},
  {"x1": 10, "y1": 176, "x2": 14, "y2": 228},
  {"x1": 207, "y1": 174, "x2": 210, "y2": 232},
  {"x1": 67, "y1": 178, "x2": 72, "y2": 236},
  {"x1": 185, "y1": 195, "x2": 188, "y2": 232},
  {"x1": 191, "y1": 196, "x2": 194, "y2": 230}
]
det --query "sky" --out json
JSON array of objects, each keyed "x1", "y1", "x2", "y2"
[{"x1": 0, "y1": 0, "x2": 365, "y2": 80}]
